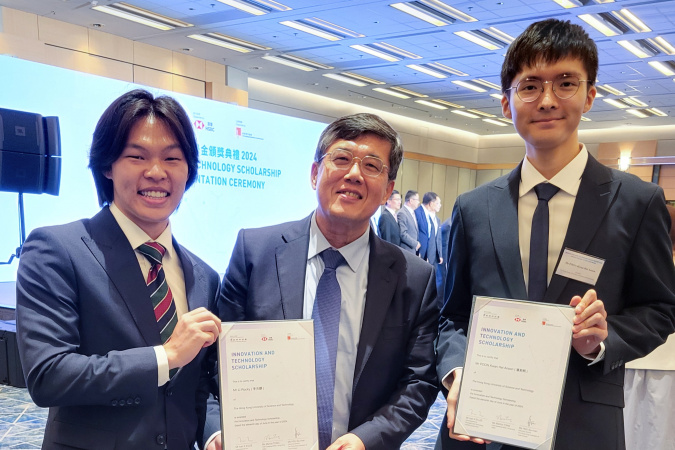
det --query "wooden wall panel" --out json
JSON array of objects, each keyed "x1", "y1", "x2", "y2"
[
  {"x1": 88, "y1": 29, "x2": 133, "y2": 63},
  {"x1": 133, "y1": 65, "x2": 172, "y2": 91}
]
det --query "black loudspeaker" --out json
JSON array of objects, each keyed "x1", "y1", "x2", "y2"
[
  {"x1": 0, "y1": 107, "x2": 61, "y2": 195},
  {"x1": 0, "y1": 321, "x2": 25, "y2": 388}
]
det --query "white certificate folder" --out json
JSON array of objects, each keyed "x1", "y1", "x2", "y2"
[
  {"x1": 219, "y1": 320, "x2": 319, "y2": 450},
  {"x1": 454, "y1": 296, "x2": 575, "y2": 450}
]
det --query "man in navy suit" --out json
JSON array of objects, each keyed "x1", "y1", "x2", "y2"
[
  {"x1": 219, "y1": 113, "x2": 439, "y2": 450},
  {"x1": 16, "y1": 90, "x2": 223, "y2": 450},
  {"x1": 436, "y1": 20, "x2": 675, "y2": 450},
  {"x1": 378, "y1": 189, "x2": 401, "y2": 245},
  {"x1": 415, "y1": 192, "x2": 443, "y2": 266}
]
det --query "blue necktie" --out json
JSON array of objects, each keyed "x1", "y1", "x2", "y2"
[
  {"x1": 528, "y1": 183, "x2": 560, "y2": 301},
  {"x1": 313, "y1": 248, "x2": 345, "y2": 450}
]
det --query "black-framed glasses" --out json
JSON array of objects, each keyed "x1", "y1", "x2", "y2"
[
  {"x1": 505, "y1": 76, "x2": 591, "y2": 103},
  {"x1": 319, "y1": 148, "x2": 388, "y2": 177}
]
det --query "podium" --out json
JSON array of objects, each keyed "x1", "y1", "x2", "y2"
[{"x1": 0, "y1": 320, "x2": 26, "y2": 388}]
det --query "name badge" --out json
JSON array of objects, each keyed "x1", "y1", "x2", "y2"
[{"x1": 555, "y1": 248, "x2": 605, "y2": 285}]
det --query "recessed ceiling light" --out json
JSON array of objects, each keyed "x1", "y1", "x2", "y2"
[
  {"x1": 262, "y1": 54, "x2": 332, "y2": 71},
  {"x1": 406, "y1": 64, "x2": 446, "y2": 78},
  {"x1": 452, "y1": 110, "x2": 480, "y2": 118},
  {"x1": 216, "y1": 0, "x2": 291, "y2": 15},
  {"x1": 603, "y1": 98, "x2": 629, "y2": 109},
  {"x1": 188, "y1": 33, "x2": 270, "y2": 53},
  {"x1": 432, "y1": 99, "x2": 464, "y2": 108},
  {"x1": 415, "y1": 99, "x2": 448, "y2": 109},
  {"x1": 373, "y1": 87, "x2": 411, "y2": 99},
  {"x1": 452, "y1": 80, "x2": 487, "y2": 92},
  {"x1": 483, "y1": 118, "x2": 508, "y2": 126},
  {"x1": 322, "y1": 73, "x2": 367, "y2": 87},
  {"x1": 92, "y1": 2, "x2": 192, "y2": 30},
  {"x1": 391, "y1": 86, "x2": 428, "y2": 97}
]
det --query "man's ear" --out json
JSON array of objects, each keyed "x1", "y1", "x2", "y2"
[
  {"x1": 310, "y1": 162, "x2": 318, "y2": 190},
  {"x1": 501, "y1": 93, "x2": 512, "y2": 119}
]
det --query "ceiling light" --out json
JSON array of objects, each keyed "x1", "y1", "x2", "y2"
[
  {"x1": 419, "y1": 0, "x2": 476, "y2": 22},
  {"x1": 618, "y1": 40, "x2": 656, "y2": 58},
  {"x1": 372, "y1": 42, "x2": 422, "y2": 59},
  {"x1": 415, "y1": 99, "x2": 448, "y2": 109},
  {"x1": 490, "y1": 93, "x2": 504, "y2": 100},
  {"x1": 92, "y1": 3, "x2": 192, "y2": 30},
  {"x1": 499, "y1": 118, "x2": 513, "y2": 124},
  {"x1": 623, "y1": 96, "x2": 648, "y2": 107},
  {"x1": 280, "y1": 20, "x2": 343, "y2": 41},
  {"x1": 611, "y1": 9, "x2": 650, "y2": 33},
  {"x1": 578, "y1": 13, "x2": 623, "y2": 36},
  {"x1": 322, "y1": 73, "x2": 367, "y2": 86},
  {"x1": 580, "y1": 116, "x2": 592, "y2": 121},
  {"x1": 427, "y1": 62, "x2": 467, "y2": 76},
  {"x1": 645, "y1": 108, "x2": 667, "y2": 117},
  {"x1": 648, "y1": 37, "x2": 675, "y2": 55},
  {"x1": 483, "y1": 118, "x2": 508, "y2": 126},
  {"x1": 452, "y1": 80, "x2": 487, "y2": 92},
  {"x1": 302, "y1": 18, "x2": 365, "y2": 38},
  {"x1": 262, "y1": 54, "x2": 332, "y2": 71},
  {"x1": 338, "y1": 72, "x2": 386, "y2": 85},
  {"x1": 217, "y1": 0, "x2": 291, "y2": 14},
  {"x1": 407, "y1": 64, "x2": 446, "y2": 78},
  {"x1": 373, "y1": 87, "x2": 411, "y2": 99},
  {"x1": 626, "y1": 109, "x2": 648, "y2": 118},
  {"x1": 390, "y1": 2, "x2": 452, "y2": 27},
  {"x1": 188, "y1": 33, "x2": 270, "y2": 53},
  {"x1": 452, "y1": 110, "x2": 480, "y2": 119},
  {"x1": 467, "y1": 109, "x2": 496, "y2": 118},
  {"x1": 472, "y1": 79, "x2": 501, "y2": 90},
  {"x1": 553, "y1": 0, "x2": 583, "y2": 8},
  {"x1": 597, "y1": 84, "x2": 624, "y2": 96},
  {"x1": 350, "y1": 45, "x2": 401, "y2": 62},
  {"x1": 483, "y1": 27, "x2": 515, "y2": 44},
  {"x1": 648, "y1": 61, "x2": 675, "y2": 77},
  {"x1": 432, "y1": 99, "x2": 464, "y2": 108},
  {"x1": 391, "y1": 86, "x2": 428, "y2": 97},
  {"x1": 454, "y1": 29, "x2": 509, "y2": 50},
  {"x1": 603, "y1": 98, "x2": 629, "y2": 109}
]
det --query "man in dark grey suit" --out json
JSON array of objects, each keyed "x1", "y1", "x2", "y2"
[
  {"x1": 397, "y1": 190, "x2": 421, "y2": 254},
  {"x1": 16, "y1": 90, "x2": 223, "y2": 449},
  {"x1": 436, "y1": 19, "x2": 675, "y2": 450},
  {"x1": 219, "y1": 114, "x2": 439, "y2": 450}
]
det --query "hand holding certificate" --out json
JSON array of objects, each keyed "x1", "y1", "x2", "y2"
[
  {"x1": 454, "y1": 296, "x2": 575, "y2": 450},
  {"x1": 219, "y1": 320, "x2": 318, "y2": 450}
]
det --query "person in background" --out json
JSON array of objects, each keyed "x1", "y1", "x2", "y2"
[
  {"x1": 378, "y1": 189, "x2": 401, "y2": 245},
  {"x1": 219, "y1": 113, "x2": 439, "y2": 450},
  {"x1": 398, "y1": 189, "x2": 421, "y2": 254},
  {"x1": 415, "y1": 192, "x2": 443, "y2": 266},
  {"x1": 436, "y1": 19, "x2": 675, "y2": 450},
  {"x1": 16, "y1": 89, "x2": 223, "y2": 450}
]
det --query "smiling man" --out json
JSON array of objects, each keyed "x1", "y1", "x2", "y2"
[
  {"x1": 219, "y1": 113, "x2": 439, "y2": 450},
  {"x1": 16, "y1": 89, "x2": 223, "y2": 450},
  {"x1": 436, "y1": 19, "x2": 675, "y2": 450}
]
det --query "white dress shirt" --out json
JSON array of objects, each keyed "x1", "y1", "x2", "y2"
[
  {"x1": 303, "y1": 213, "x2": 370, "y2": 442},
  {"x1": 404, "y1": 204, "x2": 418, "y2": 228},
  {"x1": 385, "y1": 206, "x2": 398, "y2": 221},
  {"x1": 109, "y1": 203, "x2": 187, "y2": 386}
]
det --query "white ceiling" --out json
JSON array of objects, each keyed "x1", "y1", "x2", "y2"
[{"x1": 3, "y1": 0, "x2": 675, "y2": 135}]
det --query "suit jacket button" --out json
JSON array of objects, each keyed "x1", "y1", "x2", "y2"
[
  {"x1": 111, "y1": 400, "x2": 117, "y2": 406},
  {"x1": 156, "y1": 434, "x2": 165, "y2": 446},
  {"x1": 126, "y1": 397, "x2": 133, "y2": 405},
  {"x1": 135, "y1": 397, "x2": 141, "y2": 405},
  {"x1": 119, "y1": 399, "x2": 125, "y2": 407}
]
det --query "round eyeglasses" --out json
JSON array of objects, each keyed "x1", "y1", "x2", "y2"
[
  {"x1": 505, "y1": 76, "x2": 591, "y2": 103},
  {"x1": 319, "y1": 148, "x2": 388, "y2": 177}
]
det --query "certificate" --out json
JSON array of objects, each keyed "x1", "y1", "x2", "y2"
[
  {"x1": 219, "y1": 320, "x2": 318, "y2": 450},
  {"x1": 454, "y1": 296, "x2": 575, "y2": 450}
]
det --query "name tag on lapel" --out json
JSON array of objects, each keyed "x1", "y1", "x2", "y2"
[{"x1": 555, "y1": 248, "x2": 605, "y2": 285}]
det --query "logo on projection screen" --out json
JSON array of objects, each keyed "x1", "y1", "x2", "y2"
[{"x1": 193, "y1": 120, "x2": 205, "y2": 130}]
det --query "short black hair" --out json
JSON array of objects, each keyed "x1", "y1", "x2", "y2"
[
  {"x1": 422, "y1": 191, "x2": 438, "y2": 205},
  {"x1": 89, "y1": 89, "x2": 199, "y2": 206},
  {"x1": 389, "y1": 189, "x2": 400, "y2": 200},
  {"x1": 314, "y1": 113, "x2": 403, "y2": 181},
  {"x1": 501, "y1": 19, "x2": 598, "y2": 94},
  {"x1": 405, "y1": 190, "x2": 418, "y2": 202}
]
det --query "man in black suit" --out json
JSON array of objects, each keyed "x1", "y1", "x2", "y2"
[
  {"x1": 436, "y1": 19, "x2": 675, "y2": 450},
  {"x1": 378, "y1": 189, "x2": 401, "y2": 245},
  {"x1": 219, "y1": 113, "x2": 439, "y2": 450}
]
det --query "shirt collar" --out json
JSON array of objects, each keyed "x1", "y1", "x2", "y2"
[
  {"x1": 308, "y1": 212, "x2": 369, "y2": 273},
  {"x1": 385, "y1": 206, "x2": 398, "y2": 217},
  {"x1": 520, "y1": 144, "x2": 588, "y2": 198},
  {"x1": 109, "y1": 203, "x2": 174, "y2": 255}
]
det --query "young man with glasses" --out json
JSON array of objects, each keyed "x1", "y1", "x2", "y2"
[
  {"x1": 436, "y1": 19, "x2": 675, "y2": 450},
  {"x1": 219, "y1": 113, "x2": 439, "y2": 450}
]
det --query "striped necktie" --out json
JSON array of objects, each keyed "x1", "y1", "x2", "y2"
[{"x1": 137, "y1": 242, "x2": 178, "y2": 346}]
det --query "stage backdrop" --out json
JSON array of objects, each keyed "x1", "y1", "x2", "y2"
[{"x1": 0, "y1": 55, "x2": 327, "y2": 283}]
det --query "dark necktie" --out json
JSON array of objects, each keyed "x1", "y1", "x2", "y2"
[
  {"x1": 137, "y1": 242, "x2": 178, "y2": 346},
  {"x1": 528, "y1": 183, "x2": 560, "y2": 301},
  {"x1": 312, "y1": 248, "x2": 345, "y2": 450}
]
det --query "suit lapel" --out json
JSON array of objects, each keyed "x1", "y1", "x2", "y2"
[
  {"x1": 82, "y1": 208, "x2": 161, "y2": 346},
  {"x1": 276, "y1": 216, "x2": 311, "y2": 319},
  {"x1": 352, "y1": 231, "x2": 397, "y2": 390},
  {"x1": 545, "y1": 155, "x2": 619, "y2": 303},
  {"x1": 173, "y1": 239, "x2": 204, "y2": 311},
  {"x1": 489, "y1": 166, "x2": 528, "y2": 300}
]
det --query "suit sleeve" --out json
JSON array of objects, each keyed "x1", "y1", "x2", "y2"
[
  {"x1": 603, "y1": 186, "x2": 675, "y2": 373},
  {"x1": 218, "y1": 228, "x2": 249, "y2": 322},
  {"x1": 436, "y1": 198, "x2": 473, "y2": 384},
  {"x1": 16, "y1": 227, "x2": 158, "y2": 408},
  {"x1": 398, "y1": 211, "x2": 417, "y2": 250},
  {"x1": 350, "y1": 262, "x2": 440, "y2": 449}
]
